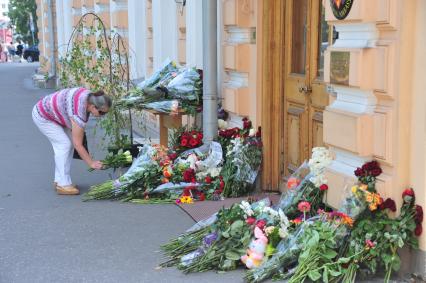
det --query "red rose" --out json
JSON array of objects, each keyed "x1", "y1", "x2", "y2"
[
  {"x1": 197, "y1": 132, "x2": 203, "y2": 141},
  {"x1": 198, "y1": 192, "x2": 206, "y2": 201},
  {"x1": 256, "y1": 126, "x2": 261, "y2": 138},
  {"x1": 415, "y1": 224, "x2": 423, "y2": 236},
  {"x1": 180, "y1": 137, "x2": 189, "y2": 147},
  {"x1": 246, "y1": 217, "x2": 256, "y2": 225},
  {"x1": 189, "y1": 138, "x2": 199, "y2": 147},
  {"x1": 402, "y1": 188, "x2": 415, "y2": 203},
  {"x1": 182, "y1": 188, "x2": 191, "y2": 196},
  {"x1": 219, "y1": 180, "x2": 225, "y2": 190},
  {"x1": 380, "y1": 198, "x2": 397, "y2": 212},
  {"x1": 370, "y1": 168, "x2": 382, "y2": 177},
  {"x1": 205, "y1": 176, "x2": 212, "y2": 184},
  {"x1": 183, "y1": 169, "x2": 195, "y2": 182},
  {"x1": 168, "y1": 153, "x2": 178, "y2": 160},
  {"x1": 354, "y1": 168, "x2": 364, "y2": 177},
  {"x1": 243, "y1": 120, "x2": 252, "y2": 130},
  {"x1": 256, "y1": 219, "x2": 266, "y2": 229},
  {"x1": 415, "y1": 205, "x2": 424, "y2": 224},
  {"x1": 319, "y1": 184, "x2": 328, "y2": 191}
]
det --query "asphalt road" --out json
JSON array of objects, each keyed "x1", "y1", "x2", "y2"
[{"x1": 0, "y1": 63, "x2": 243, "y2": 283}]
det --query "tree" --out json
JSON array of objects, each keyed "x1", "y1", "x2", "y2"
[{"x1": 7, "y1": 0, "x2": 38, "y2": 45}]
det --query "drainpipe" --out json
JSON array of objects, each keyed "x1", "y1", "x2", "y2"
[
  {"x1": 202, "y1": 0, "x2": 218, "y2": 142},
  {"x1": 47, "y1": 0, "x2": 57, "y2": 79}
]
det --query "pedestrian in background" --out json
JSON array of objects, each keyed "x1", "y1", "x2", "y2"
[
  {"x1": 32, "y1": 87, "x2": 112, "y2": 195},
  {"x1": 16, "y1": 41, "x2": 23, "y2": 57}
]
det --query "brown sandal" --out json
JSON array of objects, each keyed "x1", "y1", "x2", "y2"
[{"x1": 56, "y1": 185, "x2": 80, "y2": 195}]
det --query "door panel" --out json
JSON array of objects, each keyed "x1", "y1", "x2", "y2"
[{"x1": 283, "y1": 0, "x2": 329, "y2": 178}]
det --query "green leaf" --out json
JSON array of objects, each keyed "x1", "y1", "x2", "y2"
[
  {"x1": 337, "y1": 257, "x2": 351, "y2": 264},
  {"x1": 323, "y1": 266, "x2": 329, "y2": 283},
  {"x1": 323, "y1": 249, "x2": 338, "y2": 259},
  {"x1": 225, "y1": 250, "x2": 241, "y2": 261},
  {"x1": 308, "y1": 270, "x2": 322, "y2": 281},
  {"x1": 328, "y1": 269, "x2": 341, "y2": 277}
]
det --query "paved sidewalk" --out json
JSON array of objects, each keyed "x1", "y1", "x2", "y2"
[{"x1": 0, "y1": 63, "x2": 243, "y2": 283}]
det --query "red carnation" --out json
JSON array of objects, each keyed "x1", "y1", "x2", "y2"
[
  {"x1": 246, "y1": 217, "x2": 256, "y2": 225},
  {"x1": 256, "y1": 219, "x2": 266, "y2": 230},
  {"x1": 189, "y1": 138, "x2": 198, "y2": 147},
  {"x1": 415, "y1": 224, "x2": 423, "y2": 236},
  {"x1": 415, "y1": 205, "x2": 424, "y2": 224},
  {"x1": 319, "y1": 184, "x2": 329, "y2": 191},
  {"x1": 205, "y1": 176, "x2": 212, "y2": 184},
  {"x1": 380, "y1": 198, "x2": 397, "y2": 212},
  {"x1": 180, "y1": 137, "x2": 189, "y2": 147}
]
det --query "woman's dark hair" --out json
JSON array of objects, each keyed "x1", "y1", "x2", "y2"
[{"x1": 88, "y1": 90, "x2": 112, "y2": 109}]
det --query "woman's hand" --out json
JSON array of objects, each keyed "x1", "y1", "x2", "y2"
[{"x1": 90, "y1": 160, "x2": 104, "y2": 170}]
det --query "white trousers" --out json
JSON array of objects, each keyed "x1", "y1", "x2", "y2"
[{"x1": 32, "y1": 106, "x2": 73, "y2": 186}]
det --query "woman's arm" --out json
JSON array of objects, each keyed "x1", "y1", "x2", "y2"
[{"x1": 71, "y1": 119, "x2": 103, "y2": 170}]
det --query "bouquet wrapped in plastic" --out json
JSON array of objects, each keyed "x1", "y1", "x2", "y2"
[
  {"x1": 137, "y1": 59, "x2": 179, "y2": 90},
  {"x1": 142, "y1": 100, "x2": 180, "y2": 114},
  {"x1": 83, "y1": 145, "x2": 162, "y2": 200},
  {"x1": 167, "y1": 68, "x2": 202, "y2": 102}
]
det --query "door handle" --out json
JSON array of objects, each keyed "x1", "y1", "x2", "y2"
[{"x1": 298, "y1": 85, "x2": 312, "y2": 94}]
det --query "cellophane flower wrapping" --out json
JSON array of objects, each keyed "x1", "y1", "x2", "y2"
[
  {"x1": 149, "y1": 142, "x2": 223, "y2": 195},
  {"x1": 137, "y1": 59, "x2": 179, "y2": 90},
  {"x1": 142, "y1": 100, "x2": 180, "y2": 114},
  {"x1": 167, "y1": 68, "x2": 202, "y2": 102}
]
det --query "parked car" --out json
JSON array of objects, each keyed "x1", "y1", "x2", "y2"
[{"x1": 23, "y1": 45, "x2": 40, "y2": 62}]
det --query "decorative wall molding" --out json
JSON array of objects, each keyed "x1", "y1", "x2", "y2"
[
  {"x1": 333, "y1": 23, "x2": 379, "y2": 48},
  {"x1": 94, "y1": 3, "x2": 109, "y2": 13},
  {"x1": 326, "y1": 86, "x2": 377, "y2": 114}
]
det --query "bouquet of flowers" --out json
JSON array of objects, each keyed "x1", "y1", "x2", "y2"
[
  {"x1": 137, "y1": 59, "x2": 179, "y2": 90},
  {"x1": 83, "y1": 145, "x2": 166, "y2": 201},
  {"x1": 88, "y1": 150, "x2": 132, "y2": 172},
  {"x1": 219, "y1": 118, "x2": 263, "y2": 198},
  {"x1": 169, "y1": 127, "x2": 203, "y2": 154},
  {"x1": 167, "y1": 68, "x2": 202, "y2": 102},
  {"x1": 338, "y1": 187, "x2": 423, "y2": 282},
  {"x1": 276, "y1": 147, "x2": 332, "y2": 218},
  {"x1": 142, "y1": 100, "x2": 180, "y2": 115},
  {"x1": 160, "y1": 198, "x2": 287, "y2": 272}
]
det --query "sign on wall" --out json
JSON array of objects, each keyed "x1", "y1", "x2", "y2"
[{"x1": 330, "y1": 0, "x2": 354, "y2": 20}]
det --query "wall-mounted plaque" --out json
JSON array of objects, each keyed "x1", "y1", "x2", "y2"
[
  {"x1": 330, "y1": 51, "x2": 350, "y2": 86},
  {"x1": 330, "y1": 0, "x2": 354, "y2": 20}
]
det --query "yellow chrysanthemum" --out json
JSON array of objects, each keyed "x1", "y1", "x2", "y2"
[
  {"x1": 351, "y1": 186, "x2": 358, "y2": 194},
  {"x1": 359, "y1": 184, "x2": 368, "y2": 191},
  {"x1": 180, "y1": 196, "x2": 194, "y2": 204}
]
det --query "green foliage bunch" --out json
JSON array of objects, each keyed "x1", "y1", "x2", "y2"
[{"x1": 59, "y1": 13, "x2": 130, "y2": 150}]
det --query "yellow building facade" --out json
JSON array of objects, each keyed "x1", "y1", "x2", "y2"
[{"x1": 36, "y1": 0, "x2": 426, "y2": 275}]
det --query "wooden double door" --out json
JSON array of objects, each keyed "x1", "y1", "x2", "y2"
[
  {"x1": 262, "y1": 0, "x2": 331, "y2": 189},
  {"x1": 283, "y1": 0, "x2": 330, "y2": 176}
]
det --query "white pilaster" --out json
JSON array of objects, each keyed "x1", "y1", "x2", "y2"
[
  {"x1": 128, "y1": 0, "x2": 146, "y2": 80},
  {"x1": 152, "y1": 0, "x2": 178, "y2": 69},
  {"x1": 186, "y1": 0, "x2": 203, "y2": 68}
]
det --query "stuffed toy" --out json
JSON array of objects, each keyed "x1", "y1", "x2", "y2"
[{"x1": 241, "y1": 226, "x2": 268, "y2": 269}]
